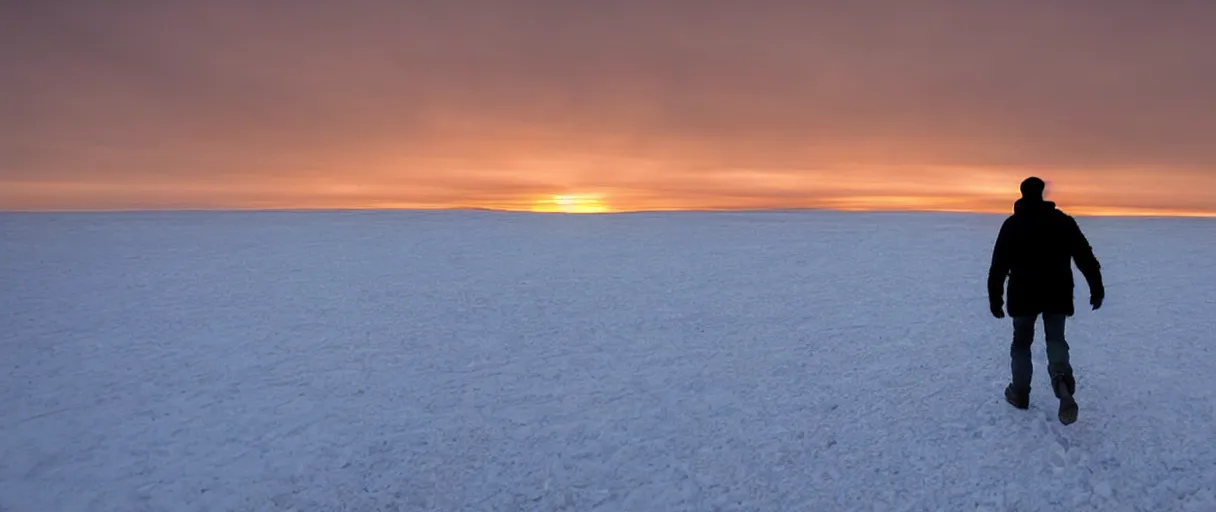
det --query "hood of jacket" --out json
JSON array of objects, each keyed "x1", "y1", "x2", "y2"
[{"x1": 1013, "y1": 197, "x2": 1058, "y2": 215}]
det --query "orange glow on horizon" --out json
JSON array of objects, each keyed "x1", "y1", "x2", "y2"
[
  {"x1": 3, "y1": 172, "x2": 1216, "y2": 218},
  {"x1": 6, "y1": 196, "x2": 1216, "y2": 218},
  {"x1": 529, "y1": 194, "x2": 612, "y2": 214}
]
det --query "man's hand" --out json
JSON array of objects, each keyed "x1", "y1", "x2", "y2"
[{"x1": 991, "y1": 302, "x2": 1006, "y2": 319}]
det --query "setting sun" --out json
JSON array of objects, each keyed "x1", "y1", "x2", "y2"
[{"x1": 531, "y1": 194, "x2": 611, "y2": 214}]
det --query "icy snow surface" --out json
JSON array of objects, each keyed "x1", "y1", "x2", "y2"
[{"x1": 2, "y1": 210, "x2": 1215, "y2": 511}]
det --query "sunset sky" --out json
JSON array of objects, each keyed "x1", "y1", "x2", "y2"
[{"x1": 3, "y1": 2, "x2": 1215, "y2": 215}]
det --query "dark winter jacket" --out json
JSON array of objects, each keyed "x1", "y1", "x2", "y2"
[{"x1": 988, "y1": 198, "x2": 1104, "y2": 317}]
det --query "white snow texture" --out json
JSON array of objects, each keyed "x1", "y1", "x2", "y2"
[{"x1": 2, "y1": 210, "x2": 1214, "y2": 511}]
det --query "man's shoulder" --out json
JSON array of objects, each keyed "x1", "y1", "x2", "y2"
[{"x1": 1050, "y1": 208, "x2": 1080, "y2": 226}]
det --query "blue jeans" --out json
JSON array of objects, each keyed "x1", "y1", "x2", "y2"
[{"x1": 1011, "y1": 314, "x2": 1075, "y2": 397}]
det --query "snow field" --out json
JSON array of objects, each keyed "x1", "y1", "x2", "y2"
[{"x1": 2, "y1": 211, "x2": 1214, "y2": 511}]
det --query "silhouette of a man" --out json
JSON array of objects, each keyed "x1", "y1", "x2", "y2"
[{"x1": 988, "y1": 177, "x2": 1104, "y2": 425}]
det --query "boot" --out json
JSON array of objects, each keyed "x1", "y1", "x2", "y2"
[
  {"x1": 1053, "y1": 375, "x2": 1078, "y2": 425},
  {"x1": 1004, "y1": 384, "x2": 1029, "y2": 410}
]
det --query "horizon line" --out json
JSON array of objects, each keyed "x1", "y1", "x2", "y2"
[{"x1": 3, "y1": 205, "x2": 1215, "y2": 219}]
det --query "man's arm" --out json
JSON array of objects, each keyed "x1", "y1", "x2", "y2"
[
  {"x1": 1067, "y1": 216, "x2": 1105, "y2": 306},
  {"x1": 987, "y1": 219, "x2": 1013, "y2": 315}
]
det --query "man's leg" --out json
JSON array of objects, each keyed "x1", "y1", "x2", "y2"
[
  {"x1": 1043, "y1": 313, "x2": 1078, "y2": 424},
  {"x1": 1043, "y1": 314, "x2": 1075, "y2": 397},
  {"x1": 1010, "y1": 315, "x2": 1037, "y2": 392}
]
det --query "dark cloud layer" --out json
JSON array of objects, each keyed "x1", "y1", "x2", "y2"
[{"x1": 3, "y1": 1, "x2": 1215, "y2": 212}]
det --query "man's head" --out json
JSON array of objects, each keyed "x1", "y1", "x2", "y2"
[{"x1": 1020, "y1": 177, "x2": 1046, "y2": 200}]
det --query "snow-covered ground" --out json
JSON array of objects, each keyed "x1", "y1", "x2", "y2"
[{"x1": 2, "y1": 210, "x2": 1214, "y2": 511}]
